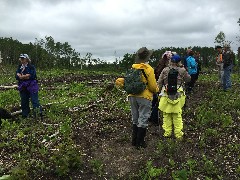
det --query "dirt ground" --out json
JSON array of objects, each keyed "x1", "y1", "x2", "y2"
[
  {"x1": 2, "y1": 73, "x2": 239, "y2": 179},
  {"x1": 39, "y1": 74, "x2": 210, "y2": 179}
]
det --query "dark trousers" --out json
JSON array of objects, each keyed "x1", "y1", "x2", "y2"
[
  {"x1": 20, "y1": 90, "x2": 41, "y2": 117},
  {"x1": 186, "y1": 74, "x2": 198, "y2": 93},
  {"x1": 149, "y1": 93, "x2": 159, "y2": 125}
]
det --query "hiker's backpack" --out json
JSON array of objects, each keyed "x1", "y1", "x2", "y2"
[
  {"x1": 167, "y1": 68, "x2": 179, "y2": 95},
  {"x1": 124, "y1": 69, "x2": 148, "y2": 95}
]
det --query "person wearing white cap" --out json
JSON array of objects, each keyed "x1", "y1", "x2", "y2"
[{"x1": 16, "y1": 54, "x2": 42, "y2": 120}]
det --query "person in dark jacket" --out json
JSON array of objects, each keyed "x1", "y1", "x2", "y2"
[
  {"x1": 222, "y1": 44, "x2": 234, "y2": 91},
  {"x1": 16, "y1": 54, "x2": 42, "y2": 119},
  {"x1": 149, "y1": 51, "x2": 172, "y2": 126}
]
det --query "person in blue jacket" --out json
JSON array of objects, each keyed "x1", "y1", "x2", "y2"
[
  {"x1": 16, "y1": 54, "x2": 42, "y2": 119},
  {"x1": 185, "y1": 49, "x2": 198, "y2": 93}
]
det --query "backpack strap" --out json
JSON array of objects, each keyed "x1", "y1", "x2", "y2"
[{"x1": 141, "y1": 69, "x2": 148, "y2": 80}]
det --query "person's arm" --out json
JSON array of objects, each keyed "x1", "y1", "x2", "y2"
[
  {"x1": 183, "y1": 70, "x2": 191, "y2": 83},
  {"x1": 147, "y1": 68, "x2": 159, "y2": 93},
  {"x1": 157, "y1": 70, "x2": 165, "y2": 90},
  {"x1": 18, "y1": 74, "x2": 30, "y2": 80}
]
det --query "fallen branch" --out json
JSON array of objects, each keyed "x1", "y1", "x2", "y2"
[
  {"x1": 0, "y1": 85, "x2": 18, "y2": 90},
  {"x1": 42, "y1": 122, "x2": 59, "y2": 126},
  {"x1": 68, "y1": 98, "x2": 104, "y2": 112},
  {"x1": 42, "y1": 87, "x2": 70, "y2": 90},
  {"x1": 11, "y1": 110, "x2": 22, "y2": 116},
  {"x1": 42, "y1": 130, "x2": 60, "y2": 143}
]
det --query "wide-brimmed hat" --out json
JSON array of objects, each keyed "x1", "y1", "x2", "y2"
[
  {"x1": 19, "y1": 54, "x2": 31, "y2": 62},
  {"x1": 135, "y1": 47, "x2": 153, "y2": 63}
]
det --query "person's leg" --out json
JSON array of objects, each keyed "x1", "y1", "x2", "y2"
[
  {"x1": 223, "y1": 66, "x2": 231, "y2": 91},
  {"x1": 162, "y1": 112, "x2": 173, "y2": 137},
  {"x1": 128, "y1": 96, "x2": 139, "y2": 125},
  {"x1": 137, "y1": 98, "x2": 152, "y2": 128},
  {"x1": 30, "y1": 92, "x2": 42, "y2": 119},
  {"x1": 136, "y1": 97, "x2": 151, "y2": 148},
  {"x1": 128, "y1": 96, "x2": 139, "y2": 146},
  {"x1": 226, "y1": 65, "x2": 232, "y2": 89},
  {"x1": 20, "y1": 91, "x2": 30, "y2": 118},
  {"x1": 149, "y1": 93, "x2": 159, "y2": 125},
  {"x1": 172, "y1": 112, "x2": 183, "y2": 139},
  {"x1": 220, "y1": 64, "x2": 224, "y2": 86}
]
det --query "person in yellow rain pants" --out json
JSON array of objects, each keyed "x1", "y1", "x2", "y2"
[{"x1": 158, "y1": 54, "x2": 191, "y2": 140}]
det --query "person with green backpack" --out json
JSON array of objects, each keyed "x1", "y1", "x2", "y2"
[{"x1": 115, "y1": 47, "x2": 159, "y2": 149}]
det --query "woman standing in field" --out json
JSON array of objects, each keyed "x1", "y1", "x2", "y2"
[{"x1": 16, "y1": 54, "x2": 42, "y2": 120}]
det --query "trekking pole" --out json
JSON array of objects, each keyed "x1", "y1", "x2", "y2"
[{"x1": 156, "y1": 93, "x2": 161, "y2": 137}]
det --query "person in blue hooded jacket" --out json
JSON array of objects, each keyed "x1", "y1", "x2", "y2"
[
  {"x1": 16, "y1": 54, "x2": 42, "y2": 119},
  {"x1": 185, "y1": 49, "x2": 198, "y2": 93}
]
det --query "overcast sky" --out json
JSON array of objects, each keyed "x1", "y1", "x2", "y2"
[{"x1": 0, "y1": 0, "x2": 239, "y2": 61}]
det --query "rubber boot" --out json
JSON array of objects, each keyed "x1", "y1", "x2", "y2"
[
  {"x1": 132, "y1": 124, "x2": 138, "y2": 146},
  {"x1": 136, "y1": 127, "x2": 147, "y2": 149}
]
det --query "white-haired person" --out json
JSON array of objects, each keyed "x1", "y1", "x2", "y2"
[{"x1": 16, "y1": 54, "x2": 43, "y2": 120}]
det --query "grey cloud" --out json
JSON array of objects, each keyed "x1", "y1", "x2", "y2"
[{"x1": 0, "y1": 0, "x2": 239, "y2": 60}]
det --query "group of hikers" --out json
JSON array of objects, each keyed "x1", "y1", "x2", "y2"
[
  {"x1": 116, "y1": 44, "x2": 234, "y2": 149},
  {"x1": 11, "y1": 46, "x2": 234, "y2": 150}
]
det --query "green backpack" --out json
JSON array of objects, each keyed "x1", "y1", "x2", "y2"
[{"x1": 124, "y1": 68, "x2": 148, "y2": 95}]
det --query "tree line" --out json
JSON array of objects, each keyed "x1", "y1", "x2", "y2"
[{"x1": 0, "y1": 30, "x2": 239, "y2": 72}]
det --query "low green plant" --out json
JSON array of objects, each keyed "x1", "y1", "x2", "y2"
[
  {"x1": 156, "y1": 139, "x2": 177, "y2": 157},
  {"x1": 10, "y1": 160, "x2": 30, "y2": 180},
  {"x1": 220, "y1": 113, "x2": 233, "y2": 128},
  {"x1": 50, "y1": 143, "x2": 82, "y2": 177},
  {"x1": 140, "y1": 161, "x2": 167, "y2": 180},
  {"x1": 185, "y1": 159, "x2": 197, "y2": 176},
  {"x1": 90, "y1": 159, "x2": 104, "y2": 177},
  {"x1": 172, "y1": 169, "x2": 188, "y2": 180},
  {"x1": 201, "y1": 154, "x2": 218, "y2": 176}
]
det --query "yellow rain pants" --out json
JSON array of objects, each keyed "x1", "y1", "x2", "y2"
[
  {"x1": 162, "y1": 112, "x2": 183, "y2": 138},
  {"x1": 159, "y1": 87, "x2": 185, "y2": 139}
]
